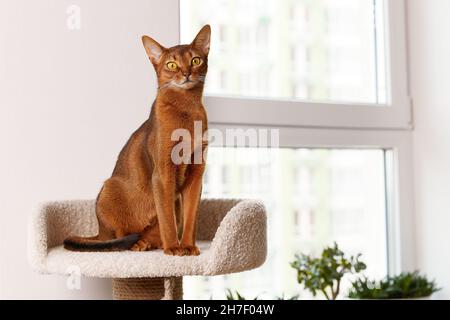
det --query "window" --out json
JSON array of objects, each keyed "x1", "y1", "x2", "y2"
[
  {"x1": 179, "y1": 0, "x2": 414, "y2": 300},
  {"x1": 182, "y1": 0, "x2": 386, "y2": 104},
  {"x1": 180, "y1": 0, "x2": 410, "y2": 128},
  {"x1": 185, "y1": 147, "x2": 389, "y2": 299}
]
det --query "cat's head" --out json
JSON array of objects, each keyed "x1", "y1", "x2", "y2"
[{"x1": 142, "y1": 25, "x2": 210, "y2": 91}]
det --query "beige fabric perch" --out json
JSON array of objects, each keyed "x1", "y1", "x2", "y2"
[{"x1": 28, "y1": 199, "x2": 267, "y2": 299}]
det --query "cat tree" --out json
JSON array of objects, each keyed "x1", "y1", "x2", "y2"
[{"x1": 28, "y1": 199, "x2": 267, "y2": 299}]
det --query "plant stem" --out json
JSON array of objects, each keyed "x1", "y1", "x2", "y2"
[
  {"x1": 321, "y1": 289, "x2": 331, "y2": 300},
  {"x1": 332, "y1": 279, "x2": 341, "y2": 300}
]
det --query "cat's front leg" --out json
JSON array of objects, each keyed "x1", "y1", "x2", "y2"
[
  {"x1": 180, "y1": 162, "x2": 206, "y2": 256},
  {"x1": 152, "y1": 167, "x2": 185, "y2": 256}
]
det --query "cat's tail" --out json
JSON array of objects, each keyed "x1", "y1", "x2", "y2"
[{"x1": 63, "y1": 233, "x2": 140, "y2": 252}]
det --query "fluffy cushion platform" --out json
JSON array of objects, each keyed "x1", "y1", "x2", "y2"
[{"x1": 28, "y1": 199, "x2": 267, "y2": 278}]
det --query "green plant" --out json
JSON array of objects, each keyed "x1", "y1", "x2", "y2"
[
  {"x1": 348, "y1": 271, "x2": 440, "y2": 299},
  {"x1": 225, "y1": 289, "x2": 258, "y2": 300},
  {"x1": 290, "y1": 242, "x2": 366, "y2": 300},
  {"x1": 275, "y1": 293, "x2": 300, "y2": 300},
  {"x1": 225, "y1": 290, "x2": 298, "y2": 300}
]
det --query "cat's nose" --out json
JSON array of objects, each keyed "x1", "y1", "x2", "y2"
[{"x1": 183, "y1": 72, "x2": 191, "y2": 79}]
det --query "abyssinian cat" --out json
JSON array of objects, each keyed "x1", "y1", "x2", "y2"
[{"x1": 63, "y1": 25, "x2": 211, "y2": 256}]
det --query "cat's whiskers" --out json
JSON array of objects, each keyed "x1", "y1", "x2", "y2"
[
  {"x1": 158, "y1": 81, "x2": 173, "y2": 90},
  {"x1": 159, "y1": 78, "x2": 204, "y2": 90}
]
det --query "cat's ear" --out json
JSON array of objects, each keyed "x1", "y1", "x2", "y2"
[
  {"x1": 142, "y1": 35, "x2": 165, "y2": 64},
  {"x1": 191, "y1": 25, "x2": 211, "y2": 56}
]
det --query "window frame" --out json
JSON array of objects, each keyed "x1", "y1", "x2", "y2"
[
  {"x1": 179, "y1": 0, "x2": 411, "y2": 129},
  {"x1": 178, "y1": 0, "x2": 414, "y2": 275}
]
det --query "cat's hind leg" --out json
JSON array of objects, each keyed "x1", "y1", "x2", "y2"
[{"x1": 131, "y1": 219, "x2": 162, "y2": 251}]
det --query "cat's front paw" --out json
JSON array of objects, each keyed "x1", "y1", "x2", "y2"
[
  {"x1": 163, "y1": 245, "x2": 187, "y2": 256},
  {"x1": 180, "y1": 245, "x2": 200, "y2": 256}
]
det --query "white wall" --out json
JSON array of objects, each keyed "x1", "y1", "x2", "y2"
[
  {"x1": 0, "y1": 0, "x2": 178, "y2": 299},
  {"x1": 408, "y1": 0, "x2": 450, "y2": 299}
]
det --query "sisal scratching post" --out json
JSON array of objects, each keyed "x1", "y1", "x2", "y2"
[{"x1": 112, "y1": 277, "x2": 183, "y2": 300}]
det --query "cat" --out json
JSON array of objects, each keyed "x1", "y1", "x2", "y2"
[{"x1": 63, "y1": 25, "x2": 211, "y2": 256}]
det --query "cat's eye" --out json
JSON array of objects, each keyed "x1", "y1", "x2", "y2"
[
  {"x1": 166, "y1": 62, "x2": 178, "y2": 70},
  {"x1": 191, "y1": 57, "x2": 202, "y2": 66}
]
